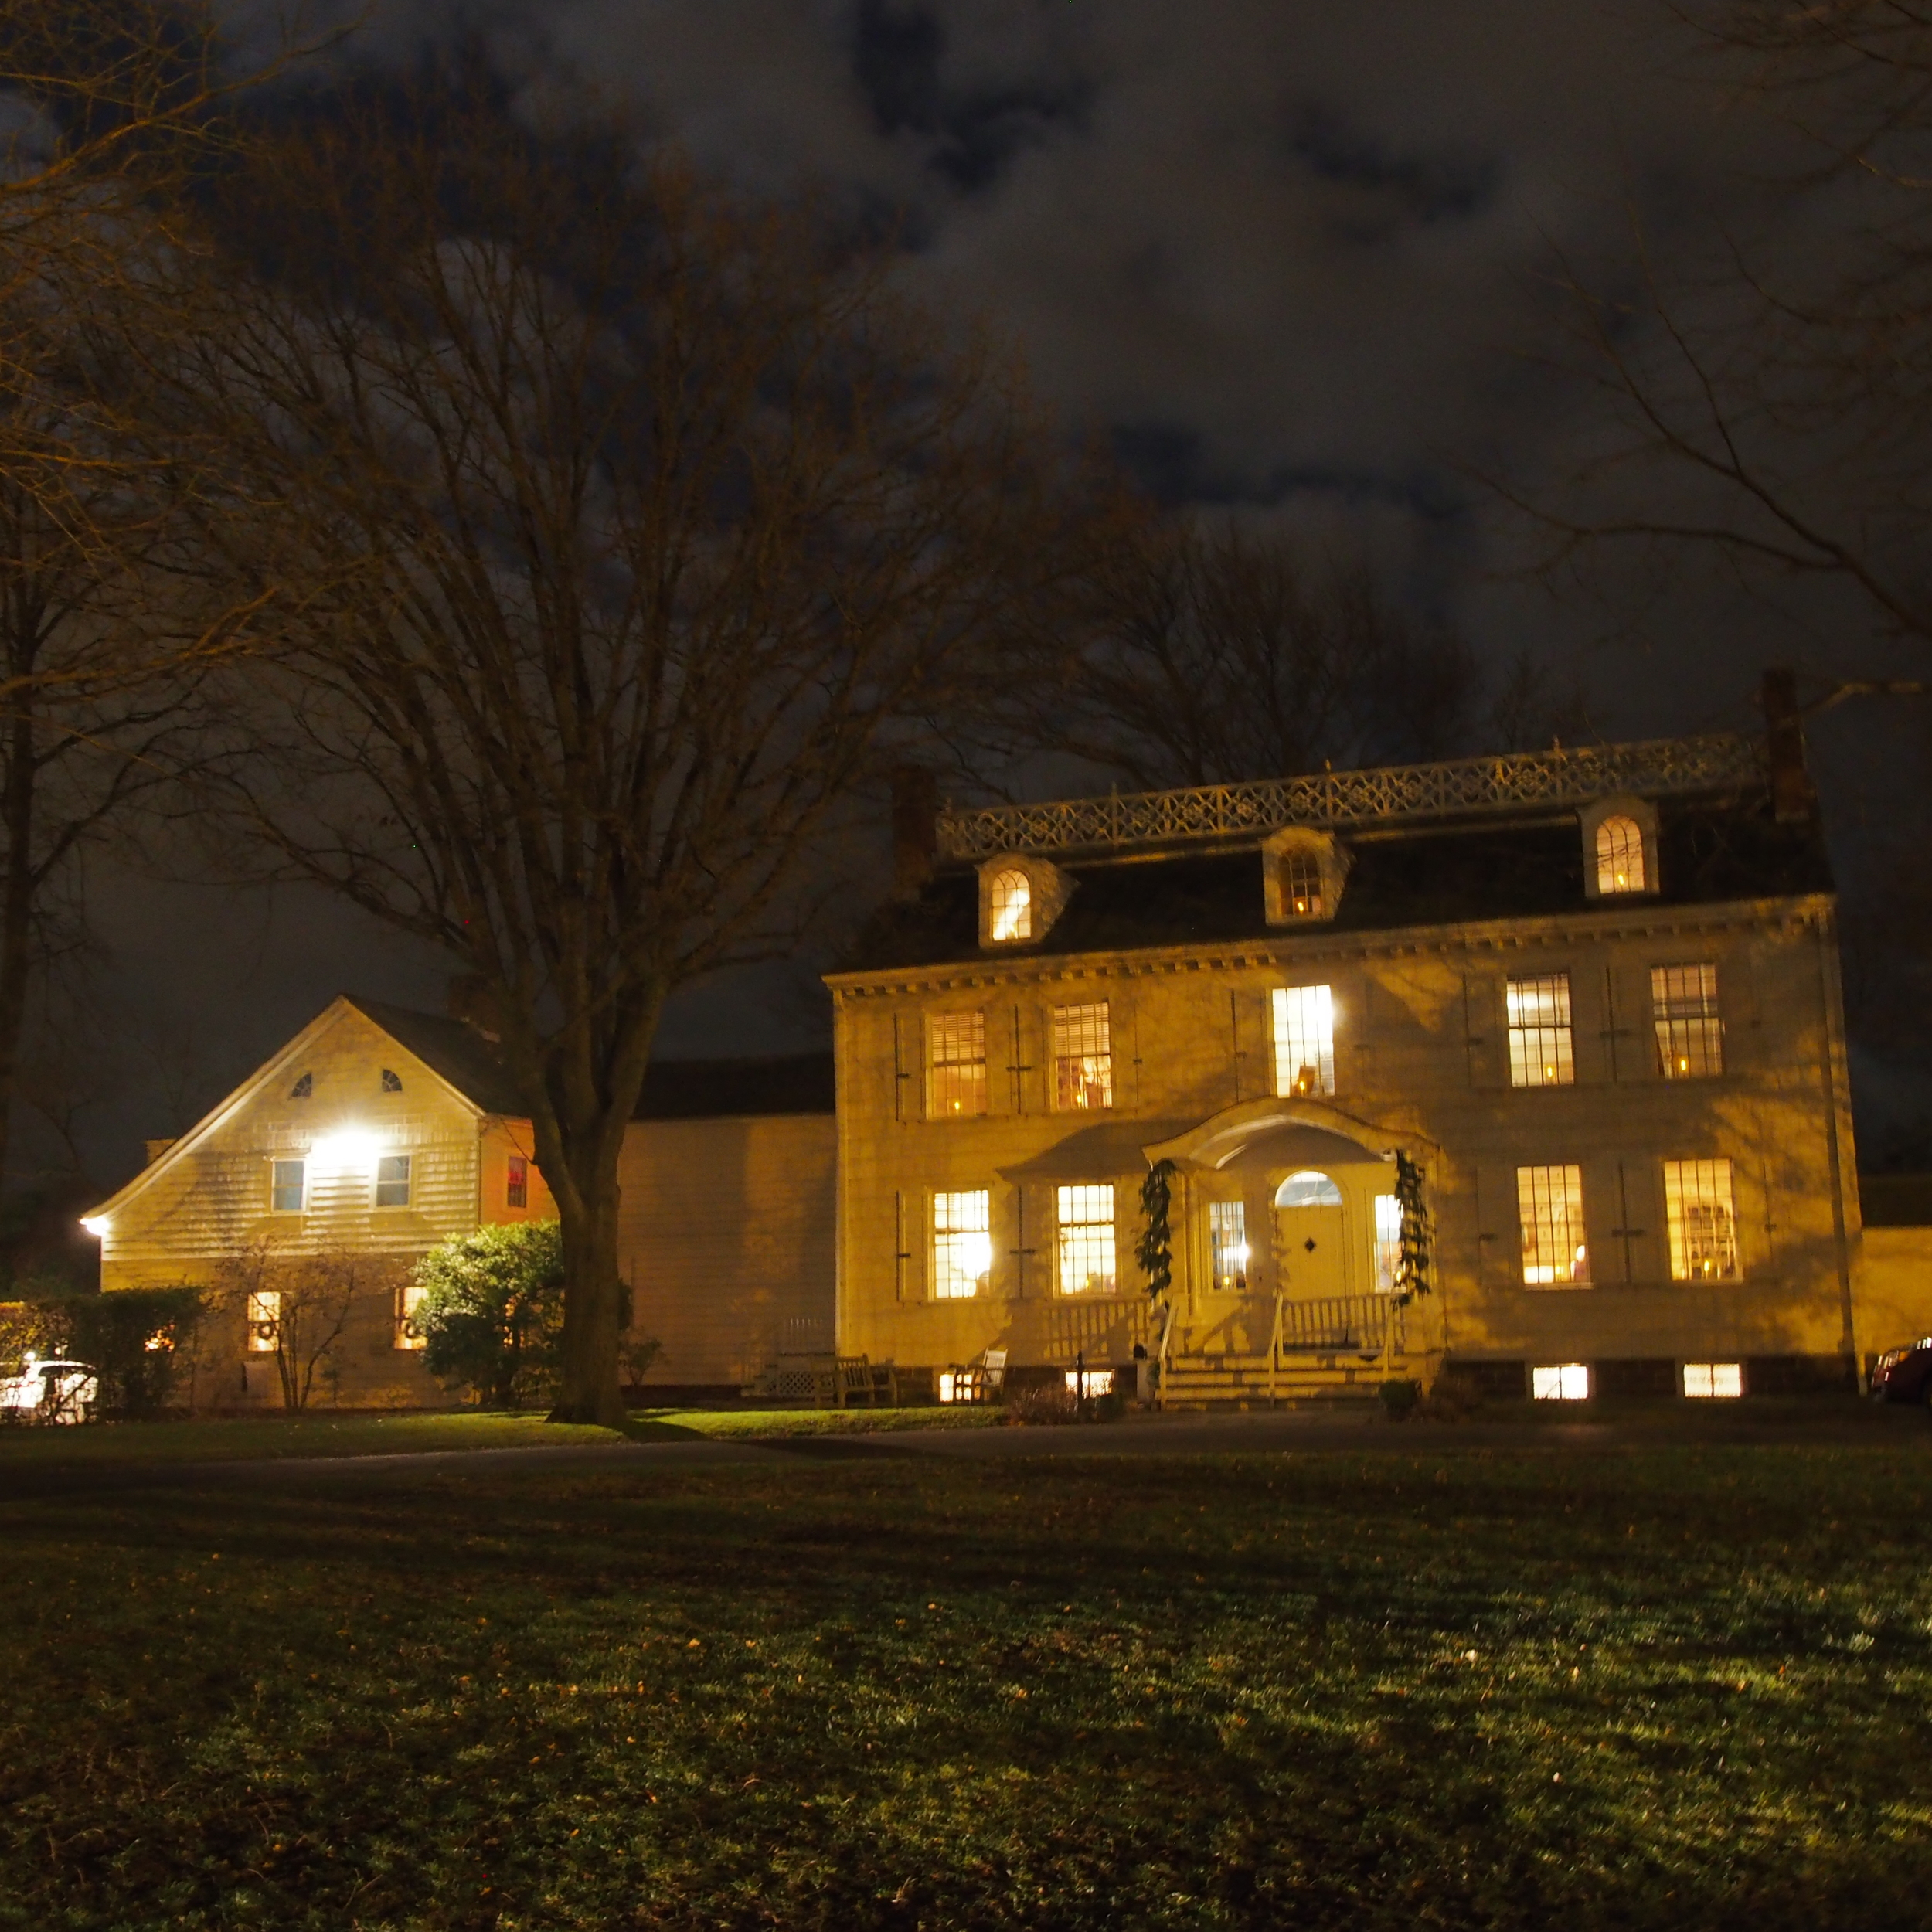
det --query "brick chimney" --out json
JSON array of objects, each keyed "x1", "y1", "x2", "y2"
[
  {"x1": 1760, "y1": 666, "x2": 1815, "y2": 823},
  {"x1": 890, "y1": 765, "x2": 939, "y2": 899}
]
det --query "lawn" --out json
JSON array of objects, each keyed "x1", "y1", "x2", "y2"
[{"x1": 0, "y1": 1438, "x2": 1927, "y2": 1930}]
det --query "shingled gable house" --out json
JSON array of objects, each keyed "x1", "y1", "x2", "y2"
[
  {"x1": 828, "y1": 721, "x2": 1879, "y2": 1406},
  {"x1": 81, "y1": 995, "x2": 835, "y2": 1406}
]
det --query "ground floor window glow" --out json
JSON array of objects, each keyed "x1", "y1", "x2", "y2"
[
  {"x1": 1063, "y1": 1366, "x2": 1114, "y2": 1397},
  {"x1": 1518, "y1": 1165, "x2": 1589, "y2": 1285},
  {"x1": 1682, "y1": 1361, "x2": 1743, "y2": 1399},
  {"x1": 396, "y1": 1283, "x2": 429, "y2": 1351},
  {"x1": 1209, "y1": 1200, "x2": 1248, "y2": 1291},
  {"x1": 1056, "y1": 1184, "x2": 1117, "y2": 1295},
  {"x1": 1532, "y1": 1362, "x2": 1590, "y2": 1400},
  {"x1": 247, "y1": 1291, "x2": 281, "y2": 1352},
  {"x1": 1664, "y1": 1158, "x2": 1740, "y2": 1281},
  {"x1": 1373, "y1": 1192, "x2": 1401, "y2": 1292},
  {"x1": 932, "y1": 1189, "x2": 993, "y2": 1300}
]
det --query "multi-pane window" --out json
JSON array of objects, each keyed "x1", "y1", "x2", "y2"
[
  {"x1": 1653, "y1": 963, "x2": 1723, "y2": 1079},
  {"x1": 376, "y1": 1153, "x2": 412, "y2": 1208},
  {"x1": 1682, "y1": 1362, "x2": 1743, "y2": 1398},
  {"x1": 1056, "y1": 1184, "x2": 1117, "y2": 1295},
  {"x1": 927, "y1": 1012, "x2": 988, "y2": 1117},
  {"x1": 1532, "y1": 1363, "x2": 1590, "y2": 1400},
  {"x1": 396, "y1": 1284, "x2": 429, "y2": 1351},
  {"x1": 989, "y1": 869, "x2": 1032, "y2": 943},
  {"x1": 1272, "y1": 985, "x2": 1335, "y2": 1097},
  {"x1": 1374, "y1": 1192, "x2": 1402, "y2": 1293},
  {"x1": 1663, "y1": 1158, "x2": 1740, "y2": 1281},
  {"x1": 932, "y1": 1190, "x2": 993, "y2": 1300},
  {"x1": 1281, "y1": 851, "x2": 1324, "y2": 918},
  {"x1": 1209, "y1": 1200, "x2": 1248, "y2": 1291},
  {"x1": 1517, "y1": 1164, "x2": 1590, "y2": 1285},
  {"x1": 270, "y1": 1158, "x2": 304, "y2": 1213},
  {"x1": 246, "y1": 1290, "x2": 281, "y2": 1352},
  {"x1": 507, "y1": 1155, "x2": 529, "y2": 1209},
  {"x1": 1595, "y1": 815, "x2": 1645, "y2": 893},
  {"x1": 1052, "y1": 1002, "x2": 1114, "y2": 1111},
  {"x1": 1506, "y1": 974, "x2": 1574, "y2": 1088}
]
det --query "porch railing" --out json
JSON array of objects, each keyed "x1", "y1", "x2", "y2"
[{"x1": 1277, "y1": 1294, "x2": 1406, "y2": 1354}]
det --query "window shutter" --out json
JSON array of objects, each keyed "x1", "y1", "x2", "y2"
[{"x1": 1461, "y1": 972, "x2": 1505, "y2": 1089}]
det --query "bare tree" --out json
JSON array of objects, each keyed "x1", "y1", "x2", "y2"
[
  {"x1": 990, "y1": 517, "x2": 1478, "y2": 791},
  {"x1": 214, "y1": 1240, "x2": 388, "y2": 1411},
  {"x1": 175, "y1": 83, "x2": 1101, "y2": 1424}
]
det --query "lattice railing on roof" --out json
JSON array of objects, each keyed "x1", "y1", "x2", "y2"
[{"x1": 936, "y1": 733, "x2": 1761, "y2": 860}]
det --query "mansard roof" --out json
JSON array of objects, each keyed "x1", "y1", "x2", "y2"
[
  {"x1": 347, "y1": 998, "x2": 835, "y2": 1120},
  {"x1": 840, "y1": 784, "x2": 1833, "y2": 975}
]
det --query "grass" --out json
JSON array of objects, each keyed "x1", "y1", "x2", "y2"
[
  {"x1": 1, "y1": 1438, "x2": 1929, "y2": 1928},
  {"x1": 0, "y1": 1405, "x2": 1001, "y2": 1467}
]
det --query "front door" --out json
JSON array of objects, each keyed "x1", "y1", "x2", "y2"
[{"x1": 1273, "y1": 1170, "x2": 1348, "y2": 1303}]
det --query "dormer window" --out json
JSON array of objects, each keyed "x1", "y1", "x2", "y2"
[
  {"x1": 1281, "y1": 852, "x2": 1323, "y2": 919},
  {"x1": 977, "y1": 854, "x2": 1070, "y2": 948},
  {"x1": 989, "y1": 869, "x2": 1031, "y2": 943},
  {"x1": 1595, "y1": 815, "x2": 1645, "y2": 894},
  {"x1": 1263, "y1": 829, "x2": 1349, "y2": 926},
  {"x1": 1580, "y1": 795, "x2": 1659, "y2": 901}
]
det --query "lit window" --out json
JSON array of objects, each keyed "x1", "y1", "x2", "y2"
[
  {"x1": 1272, "y1": 985, "x2": 1335, "y2": 1097},
  {"x1": 1064, "y1": 1366, "x2": 1114, "y2": 1397},
  {"x1": 1507, "y1": 974, "x2": 1574, "y2": 1088},
  {"x1": 507, "y1": 1155, "x2": 529, "y2": 1209},
  {"x1": 1518, "y1": 1164, "x2": 1590, "y2": 1285},
  {"x1": 1275, "y1": 1169, "x2": 1342, "y2": 1208},
  {"x1": 396, "y1": 1283, "x2": 429, "y2": 1351},
  {"x1": 1683, "y1": 1362, "x2": 1743, "y2": 1398},
  {"x1": 1664, "y1": 1158, "x2": 1739, "y2": 1281},
  {"x1": 989, "y1": 869, "x2": 1032, "y2": 943},
  {"x1": 1532, "y1": 1362, "x2": 1590, "y2": 1400},
  {"x1": 927, "y1": 1012, "x2": 988, "y2": 1117},
  {"x1": 376, "y1": 1153, "x2": 412, "y2": 1208},
  {"x1": 270, "y1": 1158, "x2": 305, "y2": 1213},
  {"x1": 1374, "y1": 1192, "x2": 1402, "y2": 1293},
  {"x1": 1653, "y1": 963, "x2": 1723, "y2": 1079},
  {"x1": 933, "y1": 1190, "x2": 993, "y2": 1300},
  {"x1": 289, "y1": 1072, "x2": 312, "y2": 1100},
  {"x1": 1595, "y1": 815, "x2": 1645, "y2": 893},
  {"x1": 247, "y1": 1290, "x2": 281, "y2": 1352},
  {"x1": 381, "y1": 1068, "x2": 403, "y2": 1094},
  {"x1": 1056, "y1": 1184, "x2": 1116, "y2": 1295},
  {"x1": 1052, "y1": 1002, "x2": 1113, "y2": 1111},
  {"x1": 1209, "y1": 1200, "x2": 1248, "y2": 1291},
  {"x1": 1281, "y1": 851, "x2": 1324, "y2": 918}
]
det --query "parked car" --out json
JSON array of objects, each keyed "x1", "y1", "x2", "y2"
[
  {"x1": 0, "y1": 1355, "x2": 99, "y2": 1425},
  {"x1": 1870, "y1": 1338, "x2": 1932, "y2": 1404}
]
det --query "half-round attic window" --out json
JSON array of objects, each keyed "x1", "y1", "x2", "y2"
[
  {"x1": 289, "y1": 1073, "x2": 312, "y2": 1100},
  {"x1": 1595, "y1": 815, "x2": 1645, "y2": 894},
  {"x1": 988, "y1": 868, "x2": 1032, "y2": 943},
  {"x1": 381, "y1": 1068, "x2": 403, "y2": 1093},
  {"x1": 1275, "y1": 1169, "x2": 1343, "y2": 1208}
]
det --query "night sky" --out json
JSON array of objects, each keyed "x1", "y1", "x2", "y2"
[{"x1": 66, "y1": 2, "x2": 1927, "y2": 1189}]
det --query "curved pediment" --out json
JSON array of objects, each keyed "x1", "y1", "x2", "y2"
[{"x1": 1141, "y1": 1094, "x2": 1434, "y2": 1174}]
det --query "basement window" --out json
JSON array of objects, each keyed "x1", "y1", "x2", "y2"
[
  {"x1": 507, "y1": 1155, "x2": 529, "y2": 1209},
  {"x1": 1663, "y1": 1158, "x2": 1739, "y2": 1281},
  {"x1": 1532, "y1": 1362, "x2": 1590, "y2": 1401},
  {"x1": 1056, "y1": 1185, "x2": 1117, "y2": 1295},
  {"x1": 1518, "y1": 1164, "x2": 1590, "y2": 1286},
  {"x1": 1682, "y1": 1362, "x2": 1743, "y2": 1398},
  {"x1": 927, "y1": 1012, "x2": 988, "y2": 1118},
  {"x1": 1653, "y1": 963, "x2": 1723, "y2": 1079},
  {"x1": 375, "y1": 1154, "x2": 412, "y2": 1209},
  {"x1": 932, "y1": 1190, "x2": 993, "y2": 1300},
  {"x1": 1271, "y1": 985, "x2": 1335, "y2": 1097},
  {"x1": 1595, "y1": 815, "x2": 1646, "y2": 893},
  {"x1": 1052, "y1": 1002, "x2": 1114, "y2": 1111},
  {"x1": 247, "y1": 1291, "x2": 281, "y2": 1352},
  {"x1": 1506, "y1": 974, "x2": 1574, "y2": 1087},
  {"x1": 270, "y1": 1158, "x2": 305, "y2": 1213}
]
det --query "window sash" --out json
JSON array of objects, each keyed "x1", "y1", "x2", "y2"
[
  {"x1": 1056, "y1": 1184, "x2": 1116, "y2": 1295},
  {"x1": 375, "y1": 1153, "x2": 412, "y2": 1208},
  {"x1": 270, "y1": 1158, "x2": 304, "y2": 1213},
  {"x1": 1595, "y1": 815, "x2": 1645, "y2": 893},
  {"x1": 927, "y1": 1012, "x2": 988, "y2": 1117},
  {"x1": 506, "y1": 1155, "x2": 529, "y2": 1209},
  {"x1": 1517, "y1": 1164, "x2": 1589, "y2": 1285},
  {"x1": 1652, "y1": 963, "x2": 1723, "y2": 1079},
  {"x1": 1271, "y1": 985, "x2": 1335, "y2": 1097},
  {"x1": 1663, "y1": 1158, "x2": 1740, "y2": 1280},
  {"x1": 932, "y1": 1189, "x2": 992, "y2": 1300},
  {"x1": 1209, "y1": 1200, "x2": 1247, "y2": 1291},
  {"x1": 1507, "y1": 974, "x2": 1574, "y2": 1087},
  {"x1": 396, "y1": 1283, "x2": 429, "y2": 1350},
  {"x1": 1373, "y1": 1192, "x2": 1402, "y2": 1294},
  {"x1": 1052, "y1": 1002, "x2": 1114, "y2": 1111},
  {"x1": 1281, "y1": 852, "x2": 1324, "y2": 918},
  {"x1": 246, "y1": 1290, "x2": 281, "y2": 1351},
  {"x1": 989, "y1": 869, "x2": 1032, "y2": 943}
]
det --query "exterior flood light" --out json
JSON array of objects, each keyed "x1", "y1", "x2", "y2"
[
  {"x1": 79, "y1": 1216, "x2": 110, "y2": 1237},
  {"x1": 311, "y1": 1128, "x2": 379, "y2": 1172}
]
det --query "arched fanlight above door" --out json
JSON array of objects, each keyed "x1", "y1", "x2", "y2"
[{"x1": 1274, "y1": 1169, "x2": 1343, "y2": 1208}]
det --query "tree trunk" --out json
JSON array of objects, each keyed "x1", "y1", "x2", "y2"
[
  {"x1": 543, "y1": 1117, "x2": 633, "y2": 1428},
  {"x1": 0, "y1": 698, "x2": 39, "y2": 1202}
]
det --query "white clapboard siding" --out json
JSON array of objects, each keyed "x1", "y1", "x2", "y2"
[{"x1": 617, "y1": 1114, "x2": 836, "y2": 1386}]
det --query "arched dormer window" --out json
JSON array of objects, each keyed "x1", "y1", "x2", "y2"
[
  {"x1": 1595, "y1": 815, "x2": 1645, "y2": 895},
  {"x1": 289, "y1": 1073, "x2": 312, "y2": 1100},
  {"x1": 381, "y1": 1068, "x2": 403, "y2": 1093},
  {"x1": 989, "y1": 868, "x2": 1032, "y2": 944},
  {"x1": 1262, "y1": 828, "x2": 1349, "y2": 926}
]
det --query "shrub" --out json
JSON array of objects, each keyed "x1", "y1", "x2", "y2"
[
  {"x1": 5, "y1": 1287, "x2": 209, "y2": 1417},
  {"x1": 1379, "y1": 1377, "x2": 1420, "y2": 1422},
  {"x1": 413, "y1": 1223, "x2": 566, "y2": 1408},
  {"x1": 1417, "y1": 1367, "x2": 1485, "y2": 1423}
]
